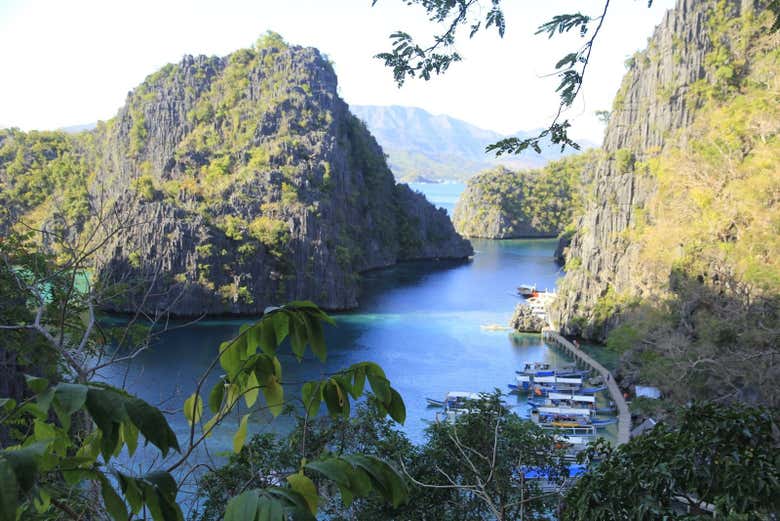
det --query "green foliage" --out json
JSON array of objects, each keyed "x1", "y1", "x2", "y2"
[
  {"x1": 0, "y1": 129, "x2": 91, "y2": 225},
  {"x1": 0, "y1": 293, "x2": 409, "y2": 521},
  {"x1": 611, "y1": 12, "x2": 780, "y2": 407},
  {"x1": 604, "y1": 323, "x2": 639, "y2": 353},
  {"x1": 613, "y1": 148, "x2": 635, "y2": 173},
  {"x1": 248, "y1": 216, "x2": 290, "y2": 256},
  {"x1": 453, "y1": 150, "x2": 597, "y2": 238},
  {"x1": 564, "y1": 403, "x2": 780, "y2": 520},
  {"x1": 131, "y1": 174, "x2": 156, "y2": 201},
  {"x1": 255, "y1": 31, "x2": 288, "y2": 51}
]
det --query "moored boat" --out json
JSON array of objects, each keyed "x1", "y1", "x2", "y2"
[
  {"x1": 517, "y1": 284, "x2": 537, "y2": 297},
  {"x1": 426, "y1": 391, "x2": 482, "y2": 408}
]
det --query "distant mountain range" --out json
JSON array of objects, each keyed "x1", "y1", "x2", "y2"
[
  {"x1": 59, "y1": 106, "x2": 594, "y2": 182},
  {"x1": 350, "y1": 105, "x2": 594, "y2": 182}
]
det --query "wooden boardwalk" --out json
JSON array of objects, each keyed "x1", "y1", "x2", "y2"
[{"x1": 541, "y1": 329, "x2": 631, "y2": 445}]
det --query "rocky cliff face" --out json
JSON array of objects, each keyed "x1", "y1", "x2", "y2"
[
  {"x1": 7, "y1": 36, "x2": 472, "y2": 315},
  {"x1": 550, "y1": 0, "x2": 761, "y2": 339}
]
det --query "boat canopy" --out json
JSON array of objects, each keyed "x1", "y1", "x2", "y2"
[{"x1": 548, "y1": 392, "x2": 596, "y2": 403}]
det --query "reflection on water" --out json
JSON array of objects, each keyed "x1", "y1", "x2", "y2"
[{"x1": 100, "y1": 238, "x2": 589, "y2": 467}]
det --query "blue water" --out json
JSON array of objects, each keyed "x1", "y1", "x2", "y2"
[
  {"x1": 100, "y1": 238, "x2": 578, "y2": 467},
  {"x1": 408, "y1": 181, "x2": 465, "y2": 215}
]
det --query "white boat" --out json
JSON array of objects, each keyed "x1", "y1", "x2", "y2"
[
  {"x1": 516, "y1": 374, "x2": 584, "y2": 386},
  {"x1": 547, "y1": 392, "x2": 596, "y2": 404},
  {"x1": 536, "y1": 405, "x2": 593, "y2": 417},
  {"x1": 426, "y1": 391, "x2": 481, "y2": 408}
]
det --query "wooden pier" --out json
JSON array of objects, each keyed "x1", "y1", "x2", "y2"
[{"x1": 541, "y1": 329, "x2": 631, "y2": 445}]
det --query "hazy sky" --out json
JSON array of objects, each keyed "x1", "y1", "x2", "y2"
[{"x1": 0, "y1": 0, "x2": 676, "y2": 142}]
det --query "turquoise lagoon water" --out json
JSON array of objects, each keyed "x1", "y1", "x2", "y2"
[
  {"x1": 99, "y1": 183, "x2": 614, "y2": 467},
  {"x1": 408, "y1": 181, "x2": 465, "y2": 215},
  {"x1": 100, "y1": 239, "x2": 579, "y2": 463}
]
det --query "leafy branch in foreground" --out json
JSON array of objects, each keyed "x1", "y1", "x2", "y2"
[
  {"x1": 374, "y1": 0, "x2": 780, "y2": 156},
  {"x1": 0, "y1": 301, "x2": 409, "y2": 521}
]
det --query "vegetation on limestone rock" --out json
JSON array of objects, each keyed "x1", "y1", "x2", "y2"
[
  {"x1": 0, "y1": 33, "x2": 471, "y2": 316},
  {"x1": 452, "y1": 151, "x2": 596, "y2": 239},
  {"x1": 552, "y1": 2, "x2": 780, "y2": 409}
]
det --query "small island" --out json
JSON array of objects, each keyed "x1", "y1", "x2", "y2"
[{"x1": 451, "y1": 152, "x2": 594, "y2": 239}]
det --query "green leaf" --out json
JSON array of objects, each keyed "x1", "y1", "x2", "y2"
[
  {"x1": 224, "y1": 490, "x2": 259, "y2": 521},
  {"x1": 0, "y1": 399, "x2": 15, "y2": 413},
  {"x1": 0, "y1": 458, "x2": 18, "y2": 521},
  {"x1": 24, "y1": 375, "x2": 48, "y2": 394},
  {"x1": 246, "y1": 323, "x2": 262, "y2": 357},
  {"x1": 32, "y1": 488, "x2": 50, "y2": 514},
  {"x1": 301, "y1": 382, "x2": 321, "y2": 417},
  {"x1": 183, "y1": 393, "x2": 203, "y2": 426},
  {"x1": 124, "y1": 397, "x2": 180, "y2": 457},
  {"x1": 323, "y1": 380, "x2": 348, "y2": 417},
  {"x1": 262, "y1": 377, "x2": 284, "y2": 417},
  {"x1": 117, "y1": 472, "x2": 143, "y2": 515},
  {"x1": 343, "y1": 455, "x2": 408, "y2": 507},
  {"x1": 350, "y1": 365, "x2": 366, "y2": 398},
  {"x1": 303, "y1": 314, "x2": 326, "y2": 362},
  {"x1": 36, "y1": 388, "x2": 54, "y2": 413},
  {"x1": 99, "y1": 473, "x2": 128, "y2": 521},
  {"x1": 367, "y1": 373, "x2": 390, "y2": 404},
  {"x1": 245, "y1": 371, "x2": 260, "y2": 408},
  {"x1": 233, "y1": 414, "x2": 249, "y2": 453},
  {"x1": 387, "y1": 387, "x2": 406, "y2": 424},
  {"x1": 143, "y1": 471, "x2": 183, "y2": 521},
  {"x1": 3, "y1": 441, "x2": 48, "y2": 493},
  {"x1": 84, "y1": 388, "x2": 124, "y2": 458},
  {"x1": 53, "y1": 383, "x2": 87, "y2": 415},
  {"x1": 289, "y1": 314, "x2": 306, "y2": 360},
  {"x1": 219, "y1": 339, "x2": 243, "y2": 378},
  {"x1": 271, "y1": 312, "x2": 290, "y2": 344},
  {"x1": 121, "y1": 422, "x2": 139, "y2": 457},
  {"x1": 286, "y1": 472, "x2": 318, "y2": 514},
  {"x1": 266, "y1": 488, "x2": 316, "y2": 520},
  {"x1": 259, "y1": 321, "x2": 278, "y2": 356},
  {"x1": 208, "y1": 379, "x2": 225, "y2": 414}
]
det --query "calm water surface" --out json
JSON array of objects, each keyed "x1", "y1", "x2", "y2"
[
  {"x1": 408, "y1": 181, "x2": 465, "y2": 215},
  {"x1": 101, "y1": 239, "x2": 577, "y2": 460}
]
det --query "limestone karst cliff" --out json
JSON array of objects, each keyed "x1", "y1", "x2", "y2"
[
  {"x1": 0, "y1": 35, "x2": 472, "y2": 315},
  {"x1": 552, "y1": 0, "x2": 774, "y2": 338},
  {"x1": 550, "y1": 0, "x2": 780, "y2": 406}
]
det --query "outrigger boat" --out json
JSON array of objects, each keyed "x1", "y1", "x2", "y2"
[
  {"x1": 426, "y1": 391, "x2": 482, "y2": 408},
  {"x1": 516, "y1": 365, "x2": 591, "y2": 378},
  {"x1": 514, "y1": 373, "x2": 585, "y2": 393},
  {"x1": 528, "y1": 391, "x2": 597, "y2": 407},
  {"x1": 508, "y1": 383, "x2": 607, "y2": 396},
  {"x1": 517, "y1": 284, "x2": 537, "y2": 297},
  {"x1": 531, "y1": 410, "x2": 617, "y2": 430},
  {"x1": 529, "y1": 395, "x2": 616, "y2": 415}
]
